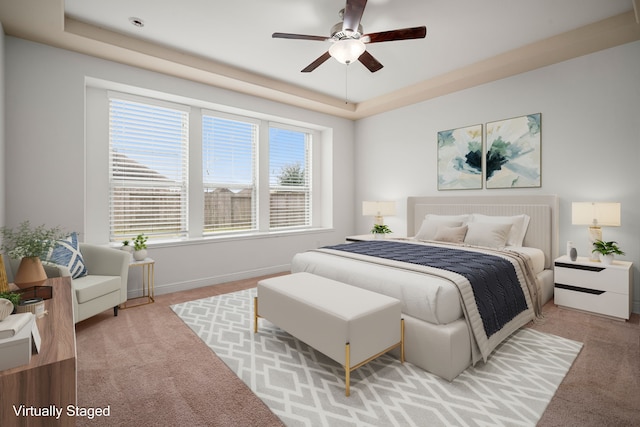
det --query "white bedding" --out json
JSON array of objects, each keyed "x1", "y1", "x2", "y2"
[
  {"x1": 291, "y1": 240, "x2": 546, "y2": 327},
  {"x1": 292, "y1": 249, "x2": 462, "y2": 324},
  {"x1": 508, "y1": 246, "x2": 545, "y2": 274}
]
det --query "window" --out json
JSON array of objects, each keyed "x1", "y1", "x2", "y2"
[
  {"x1": 269, "y1": 126, "x2": 312, "y2": 229},
  {"x1": 103, "y1": 90, "x2": 321, "y2": 244},
  {"x1": 109, "y1": 96, "x2": 189, "y2": 240},
  {"x1": 202, "y1": 113, "x2": 258, "y2": 233}
]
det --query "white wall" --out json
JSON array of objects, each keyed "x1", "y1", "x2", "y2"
[
  {"x1": 355, "y1": 40, "x2": 640, "y2": 313},
  {"x1": 4, "y1": 37, "x2": 355, "y2": 295}
]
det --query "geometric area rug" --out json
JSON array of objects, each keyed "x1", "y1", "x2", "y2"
[{"x1": 171, "y1": 289, "x2": 583, "y2": 427}]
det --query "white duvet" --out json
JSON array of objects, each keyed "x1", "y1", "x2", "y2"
[{"x1": 291, "y1": 240, "x2": 545, "y2": 327}]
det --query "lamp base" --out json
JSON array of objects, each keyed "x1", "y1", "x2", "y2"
[{"x1": 587, "y1": 226, "x2": 602, "y2": 261}]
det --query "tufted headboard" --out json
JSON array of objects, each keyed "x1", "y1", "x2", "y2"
[{"x1": 407, "y1": 195, "x2": 559, "y2": 269}]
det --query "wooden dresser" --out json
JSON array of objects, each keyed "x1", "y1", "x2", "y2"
[{"x1": 0, "y1": 277, "x2": 76, "y2": 426}]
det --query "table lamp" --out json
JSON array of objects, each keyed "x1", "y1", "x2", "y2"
[
  {"x1": 362, "y1": 201, "x2": 396, "y2": 226},
  {"x1": 571, "y1": 202, "x2": 621, "y2": 261}
]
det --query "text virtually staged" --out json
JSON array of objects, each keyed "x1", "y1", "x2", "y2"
[{"x1": 12, "y1": 404, "x2": 111, "y2": 421}]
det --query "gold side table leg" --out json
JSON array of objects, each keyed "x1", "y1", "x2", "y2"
[{"x1": 148, "y1": 263, "x2": 155, "y2": 302}]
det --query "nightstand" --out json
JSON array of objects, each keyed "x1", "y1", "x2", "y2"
[{"x1": 554, "y1": 255, "x2": 633, "y2": 320}]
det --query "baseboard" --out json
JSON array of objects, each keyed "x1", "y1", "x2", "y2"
[{"x1": 126, "y1": 264, "x2": 290, "y2": 299}]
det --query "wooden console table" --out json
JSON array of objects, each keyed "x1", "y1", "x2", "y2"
[{"x1": 0, "y1": 277, "x2": 76, "y2": 426}]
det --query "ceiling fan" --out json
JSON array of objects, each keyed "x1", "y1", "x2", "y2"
[{"x1": 272, "y1": 0, "x2": 427, "y2": 73}]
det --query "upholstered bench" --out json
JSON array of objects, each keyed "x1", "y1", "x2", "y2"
[{"x1": 254, "y1": 272, "x2": 404, "y2": 396}]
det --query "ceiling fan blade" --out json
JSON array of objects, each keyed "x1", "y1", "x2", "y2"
[
  {"x1": 301, "y1": 51, "x2": 332, "y2": 73},
  {"x1": 272, "y1": 32, "x2": 328, "y2": 42},
  {"x1": 343, "y1": 0, "x2": 367, "y2": 33},
  {"x1": 363, "y1": 26, "x2": 427, "y2": 43},
  {"x1": 358, "y1": 50, "x2": 383, "y2": 73}
]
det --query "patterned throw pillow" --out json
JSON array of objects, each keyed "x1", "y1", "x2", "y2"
[{"x1": 45, "y1": 232, "x2": 88, "y2": 279}]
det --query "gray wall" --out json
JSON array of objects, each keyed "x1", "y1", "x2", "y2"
[{"x1": 355, "y1": 40, "x2": 640, "y2": 313}]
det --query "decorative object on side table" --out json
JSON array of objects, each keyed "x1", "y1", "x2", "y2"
[
  {"x1": 370, "y1": 224, "x2": 392, "y2": 239},
  {"x1": 570, "y1": 246, "x2": 578, "y2": 262},
  {"x1": 0, "y1": 291, "x2": 21, "y2": 314},
  {"x1": 132, "y1": 233, "x2": 148, "y2": 261},
  {"x1": 566, "y1": 241, "x2": 578, "y2": 261},
  {"x1": 0, "y1": 221, "x2": 69, "y2": 288},
  {"x1": 121, "y1": 240, "x2": 133, "y2": 254},
  {"x1": 591, "y1": 240, "x2": 624, "y2": 265},
  {"x1": 0, "y1": 298, "x2": 14, "y2": 321}
]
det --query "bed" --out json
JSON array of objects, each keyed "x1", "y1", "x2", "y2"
[{"x1": 291, "y1": 195, "x2": 559, "y2": 381}]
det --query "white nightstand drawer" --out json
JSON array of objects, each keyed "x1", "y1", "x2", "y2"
[
  {"x1": 554, "y1": 262, "x2": 630, "y2": 295},
  {"x1": 554, "y1": 286, "x2": 630, "y2": 319}
]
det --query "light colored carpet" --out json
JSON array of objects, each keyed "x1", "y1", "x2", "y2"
[{"x1": 172, "y1": 288, "x2": 582, "y2": 427}]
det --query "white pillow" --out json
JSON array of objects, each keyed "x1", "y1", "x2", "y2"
[
  {"x1": 470, "y1": 213, "x2": 530, "y2": 247},
  {"x1": 464, "y1": 222, "x2": 512, "y2": 248},
  {"x1": 415, "y1": 219, "x2": 463, "y2": 241},
  {"x1": 433, "y1": 225, "x2": 468, "y2": 244}
]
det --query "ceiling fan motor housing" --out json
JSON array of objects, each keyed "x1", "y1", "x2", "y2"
[{"x1": 331, "y1": 21, "x2": 363, "y2": 40}]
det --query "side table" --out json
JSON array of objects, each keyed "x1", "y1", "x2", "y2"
[
  {"x1": 122, "y1": 258, "x2": 155, "y2": 308},
  {"x1": 554, "y1": 255, "x2": 633, "y2": 320}
]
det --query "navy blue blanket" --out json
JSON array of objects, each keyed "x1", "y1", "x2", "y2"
[{"x1": 324, "y1": 240, "x2": 528, "y2": 337}]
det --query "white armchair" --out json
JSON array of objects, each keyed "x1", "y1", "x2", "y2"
[{"x1": 35, "y1": 244, "x2": 130, "y2": 323}]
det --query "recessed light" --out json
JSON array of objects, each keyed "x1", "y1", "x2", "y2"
[{"x1": 129, "y1": 17, "x2": 145, "y2": 28}]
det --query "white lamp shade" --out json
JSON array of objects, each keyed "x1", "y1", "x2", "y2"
[
  {"x1": 329, "y1": 39, "x2": 366, "y2": 64},
  {"x1": 572, "y1": 202, "x2": 621, "y2": 226},
  {"x1": 362, "y1": 201, "x2": 396, "y2": 217}
]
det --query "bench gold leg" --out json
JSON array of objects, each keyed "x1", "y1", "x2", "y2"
[
  {"x1": 253, "y1": 297, "x2": 258, "y2": 333},
  {"x1": 345, "y1": 343, "x2": 350, "y2": 397},
  {"x1": 401, "y1": 318, "x2": 405, "y2": 363}
]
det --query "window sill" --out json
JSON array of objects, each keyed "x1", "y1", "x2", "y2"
[{"x1": 129, "y1": 227, "x2": 335, "y2": 249}]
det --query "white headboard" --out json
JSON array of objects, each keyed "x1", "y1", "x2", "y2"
[{"x1": 407, "y1": 195, "x2": 559, "y2": 269}]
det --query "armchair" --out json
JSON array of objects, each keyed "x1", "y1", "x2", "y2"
[{"x1": 11, "y1": 243, "x2": 130, "y2": 323}]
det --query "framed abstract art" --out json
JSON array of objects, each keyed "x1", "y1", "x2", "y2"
[
  {"x1": 485, "y1": 113, "x2": 541, "y2": 189},
  {"x1": 437, "y1": 124, "x2": 483, "y2": 190}
]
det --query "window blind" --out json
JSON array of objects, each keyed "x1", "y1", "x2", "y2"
[
  {"x1": 269, "y1": 126, "x2": 312, "y2": 229},
  {"x1": 202, "y1": 114, "x2": 257, "y2": 233},
  {"x1": 109, "y1": 97, "x2": 189, "y2": 240}
]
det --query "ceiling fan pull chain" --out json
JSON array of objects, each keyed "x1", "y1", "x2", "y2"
[{"x1": 345, "y1": 64, "x2": 350, "y2": 104}]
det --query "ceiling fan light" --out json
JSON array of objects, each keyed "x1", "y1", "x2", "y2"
[{"x1": 329, "y1": 39, "x2": 366, "y2": 64}]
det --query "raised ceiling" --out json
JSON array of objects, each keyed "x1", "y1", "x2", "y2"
[{"x1": 1, "y1": 0, "x2": 639, "y2": 119}]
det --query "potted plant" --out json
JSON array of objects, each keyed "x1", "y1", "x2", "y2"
[
  {"x1": 121, "y1": 240, "x2": 133, "y2": 254},
  {"x1": 370, "y1": 224, "x2": 392, "y2": 239},
  {"x1": 0, "y1": 221, "x2": 68, "y2": 288},
  {"x1": 592, "y1": 240, "x2": 624, "y2": 265},
  {"x1": 132, "y1": 233, "x2": 148, "y2": 261}
]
